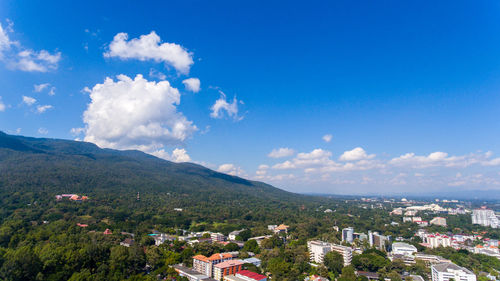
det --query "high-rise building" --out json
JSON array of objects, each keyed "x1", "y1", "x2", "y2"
[
  {"x1": 431, "y1": 262, "x2": 476, "y2": 281},
  {"x1": 472, "y1": 208, "x2": 499, "y2": 228},
  {"x1": 342, "y1": 227, "x2": 354, "y2": 243}
]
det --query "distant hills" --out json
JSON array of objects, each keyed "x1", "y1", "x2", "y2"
[{"x1": 0, "y1": 131, "x2": 302, "y2": 205}]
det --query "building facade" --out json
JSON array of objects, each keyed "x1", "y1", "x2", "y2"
[{"x1": 431, "y1": 262, "x2": 476, "y2": 281}]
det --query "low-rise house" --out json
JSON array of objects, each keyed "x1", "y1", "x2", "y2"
[
  {"x1": 304, "y1": 275, "x2": 329, "y2": 281},
  {"x1": 273, "y1": 224, "x2": 289, "y2": 234},
  {"x1": 211, "y1": 233, "x2": 226, "y2": 243},
  {"x1": 356, "y1": 271, "x2": 379, "y2": 281},
  {"x1": 228, "y1": 230, "x2": 245, "y2": 241},
  {"x1": 120, "y1": 238, "x2": 134, "y2": 247},
  {"x1": 430, "y1": 217, "x2": 447, "y2": 227},
  {"x1": 241, "y1": 257, "x2": 261, "y2": 267}
]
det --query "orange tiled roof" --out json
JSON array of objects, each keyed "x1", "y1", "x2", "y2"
[
  {"x1": 193, "y1": 255, "x2": 210, "y2": 262},
  {"x1": 276, "y1": 224, "x2": 289, "y2": 230},
  {"x1": 208, "y1": 253, "x2": 233, "y2": 261}
]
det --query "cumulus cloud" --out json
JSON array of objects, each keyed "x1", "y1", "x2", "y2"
[
  {"x1": 268, "y1": 147, "x2": 295, "y2": 158},
  {"x1": 0, "y1": 22, "x2": 61, "y2": 72},
  {"x1": 36, "y1": 104, "x2": 53, "y2": 113},
  {"x1": 104, "y1": 31, "x2": 193, "y2": 74},
  {"x1": 339, "y1": 147, "x2": 375, "y2": 161},
  {"x1": 217, "y1": 163, "x2": 245, "y2": 176},
  {"x1": 82, "y1": 74, "x2": 197, "y2": 153},
  {"x1": 182, "y1": 77, "x2": 201, "y2": 93},
  {"x1": 389, "y1": 151, "x2": 491, "y2": 168},
  {"x1": 150, "y1": 148, "x2": 191, "y2": 162},
  {"x1": 322, "y1": 134, "x2": 333, "y2": 143},
  {"x1": 210, "y1": 91, "x2": 242, "y2": 120},
  {"x1": 22, "y1": 95, "x2": 36, "y2": 106},
  {"x1": 70, "y1": 127, "x2": 85, "y2": 136}
]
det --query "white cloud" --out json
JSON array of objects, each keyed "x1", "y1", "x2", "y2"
[
  {"x1": 322, "y1": 134, "x2": 333, "y2": 143},
  {"x1": 48, "y1": 87, "x2": 55, "y2": 96},
  {"x1": 15, "y1": 49, "x2": 61, "y2": 72},
  {"x1": 483, "y1": 158, "x2": 500, "y2": 166},
  {"x1": 36, "y1": 104, "x2": 53, "y2": 113},
  {"x1": 339, "y1": 147, "x2": 375, "y2": 161},
  {"x1": 149, "y1": 68, "x2": 166, "y2": 80},
  {"x1": 70, "y1": 127, "x2": 85, "y2": 136},
  {"x1": 182, "y1": 78, "x2": 201, "y2": 93},
  {"x1": 0, "y1": 97, "x2": 5, "y2": 112},
  {"x1": 389, "y1": 151, "x2": 489, "y2": 168},
  {"x1": 210, "y1": 91, "x2": 242, "y2": 120},
  {"x1": 268, "y1": 147, "x2": 295, "y2": 158},
  {"x1": 82, "y1": 74, "x2": 197, "y2": 153},
  {"x1": 272, "y1": 160, "x2": 296, "y2": 170},
  {"x1": 217, "y1": 163, "x2": 245, "y2": 176},
  {"x1": 34, "y1": 83, "x2": 50, "y2": 92},
  {"x1": 38, "y1": 127, "x2": 48, "y2": 135},
  {"x1": 22, "y1": 95, "x2": 36, "y2": 106},
  {"x1": 150, "y1": 148, "x2": 191, "y2": 162},
  {"x1": 104, "y1": 31, "x2": 193, "y2": 74},
  {"x1": 0, "y1": 22, "x2": 61, "y2": 72}
]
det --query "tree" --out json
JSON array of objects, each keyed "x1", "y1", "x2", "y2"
[
  {"x1": 338, "y1": 266, "x2": 357, "y2": 281},
  {"x1": 324, "y1": 251, "x2": 344, "y2": 275},
  {"x1": 0, "y1": 246, "x2": 42, "y2": 281},
  {"x1": 224, "y1": 242, "x2": 240, "y2": 252},
  {"x1": 242, "y1": 239, "x2": 260, "y2": 254}
]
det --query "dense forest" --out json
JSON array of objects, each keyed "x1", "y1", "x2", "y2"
[{"x1": 0, "y1": 132, "x2": 499, "y2": 281}]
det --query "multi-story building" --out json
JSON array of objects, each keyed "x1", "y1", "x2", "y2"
[
  {"x1": 173, "y1": 264, "x2": 218, "y2": 281},
  {"x1": 369, "y1": 231, "x2": 390, "y2": 251},
  {"x1": 342, "y1": 227, "x2": 354, "y2": 243},
  {"x1": 213, "y1": 260, "x2": 243, "y2": 281},
  {"x1": 307, "y1": 240, "x2": 333, "y2": 264},
  {"x1": 211, "y1": 233, "x2": 226, "y2": 243},
  {"x1": 414, "y1": 254, "x2": 451, "y2": 264},
  {"x1": 331, "y1": 243, "x2": 352, "y2": 266},
  {"x1": 193, "y1": 253, "x2": 233, "y2": 277},
  {"x1": 431, "y1": 262, "x2": 476, "y2": 281},
  {"x1": 430, "y1": 217, "x2": 447, "y2": 227},
  {"x1": 223, "y1": 270, "x2": 267, "y2": 281},
  {"x1": 472, "y1": 208, "x2": 499, "y2": 228},
  {"x1": 426, "y1": 234, "x2": 451, "y2": 249},
  {"x1": 307, "y1": 240, "x2": 352, "y2": 266},
  {"x1": 391, "y1": 242, "x2": 417, "y2": 256}
]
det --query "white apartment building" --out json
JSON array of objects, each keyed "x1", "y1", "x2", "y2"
[
  {"x1": 426, "y1": 234, "x2": 451, "y2": 248},
  {"x1": 342, "y1": 227, "x2": 354, "y2": 243},
  {"x1": 431, "y1": 262, "x2": 476, "y2": 281},
  {"x1": 472, "y1": 208, "x2": 499, "y2": 228},
  {"x1": 430, "y1": 217, "x2": 447, "y2": 227},
  {"x1": 307, "y1": 240, "x2": 333, "y2": 264},
  {"x1": 392, "y1": 242, "x2": 417, "y2": 256},
  {"x1": 307, "y1": 240, "x2": 352, "y2": 266}
]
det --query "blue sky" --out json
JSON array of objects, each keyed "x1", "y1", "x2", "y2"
[{"x1": 1, "y1": 0, "x2": 500, "y2": 195}]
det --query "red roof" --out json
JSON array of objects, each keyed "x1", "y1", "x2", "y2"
[{"x1": 237, "y1": 270, "x2": 267, "y2": 280}]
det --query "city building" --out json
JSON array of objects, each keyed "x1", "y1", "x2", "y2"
[
  {"x1": 228, "y1": 230, "x2": 245, "y2": 241},
  {"x1": 342, "y1": 227, "x2": 354, "y2": 243},
  {"x1": 211, "y1": 233, "x2": 226, "y2": 243},
  {"x1": 414, "y1": 254, "x2": 451, "y2": 264},
  {"x1": 391, "y1": 242, "x2": 417, "y2": 256},
  {"x1": 426, "y1": 234, "x2": 451, "y2": 248},
  {"x1": 153, "y1": 233, "x2": 177, "y2": 246},
  {"x1": 120, "y1": 238, "x2": 134, "y2": 247},
  {"x1": 223, "y1": 270, "x2": 267, "y2": 281},
  {"x1": 331, "y1": 244, "x2": 352, "y2": 266},
  {"x1": 369, "y1": 231, "x2": 390, "y2": 251},
  {"x1": 173, "y1": 264, "x2": 218, "y2": 281},
  {"x1": 472, "y1": 208, "x2": 499, "y2": 228},
  {"x1": 308, "y1": 240, "x2": 333, "y2": 264},
  {"x1": 431, "y1": 262, "x2": 476, "y2": 281},
  {"x1": 273, "y1": 224, "x2": 289, "y2": 234},
  {"x1": 241, "y1": 257, "x2": 261, "y2": 267},
  {"x1": 193, "y1": 253, "x2": 234, "y2": 277},
  {"x1": 430, "y1": 217, "x2": 447, "y2": 227},
  {"x1": 213, "y1": 260, "x2": 243, "y2": 281},
  {"x1": 307, "y1": 240, "x2": 352, "y2": 266}
]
